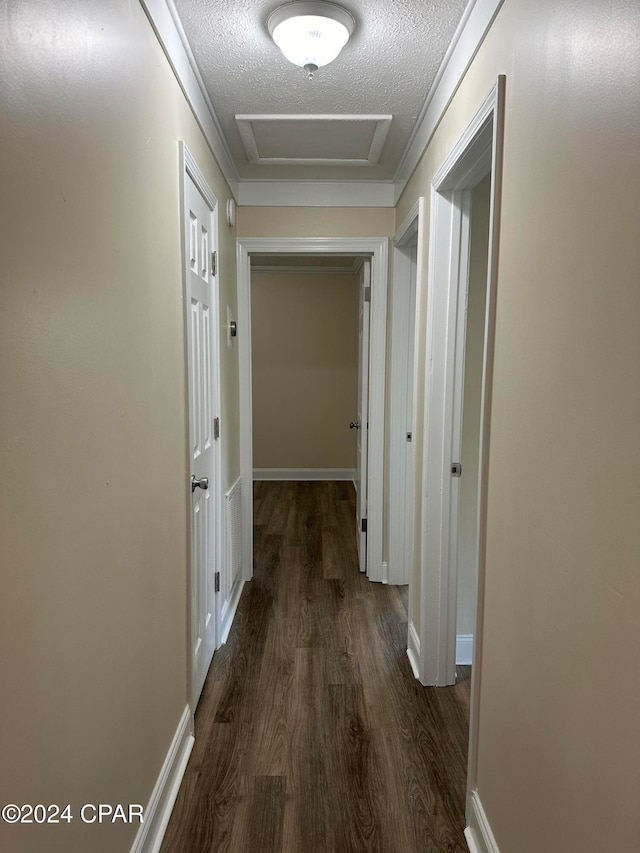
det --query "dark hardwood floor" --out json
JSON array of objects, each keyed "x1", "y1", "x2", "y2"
[{"x1": 161, "y1": 481, "x2": 471, "y2": 853}]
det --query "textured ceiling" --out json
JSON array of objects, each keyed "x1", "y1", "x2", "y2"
[{"x1": 172, "y1": 0, "x2": 469, "y2": 181}]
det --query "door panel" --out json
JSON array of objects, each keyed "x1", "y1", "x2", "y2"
[{"x1": 185, "y1": 172, "x2": 216, "y2": 708}]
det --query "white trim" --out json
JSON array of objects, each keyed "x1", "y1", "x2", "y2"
[
  {"x1": 182, "y1": 144, "x2": 217, "y2": 209},
  {"x1": 129, "y1": 706, "x2": 194, "y2": 853},
  {"x1": 419, "y1": 184, "x2": 464, "y2": 686},
  {"x1": 456, "y1": 633, "x2": 474, "y2": 665},
  {"x1": 139, "y1": 0, "x2": 238, "y2": 195},
  {"x1": 238, "y1": 236, "x2": 388, "y2": 585},
  {"x1": 362, "y1": 244, "x2": 388, "y2": 584},
  {"x1": 446, "y1": 187, "x2": 474, "y2": 675},
  {"x1": 237, "y1": 241, "x2": 254, "y2": 583},
  {"x1": 219, "y1": 579, "x2": 244, "y2": 645},
  {"x1": 235, "y1": 114, "x2": 392, "y2": 167},
  {"x1": 395, "y1": 199, "x2": 422, "y2": 246},
  {"x1": 235, "y1": 180, "x2": 397, "y2": 208},
  {"x1": 139, "y1": 0, "x2": 503, "y2": 207},
  {"x1": 388, "y1": 197, "x2": 425, "y2": 586},
  {"x1": 407, "y1": 621, "x2": 421, "y2": 680},
  {"x1": 220, "y1": 475, "x2": 243, "y2": 644},
  {"x1": 253, "y1": 468, "x2": 356, "y2": 481},
  {"x1": 418, "y1": 79, "x2": 503, "y2": 692},
  {"x1": 432, "y1": 87, "x2": 495, "y2": 192},
  {"x1": 465, "y1": 791, "x2": 501, "y2": 853},
  {"x1": 394, "y1": 0, "x2": 505, "y2": 200},
  {"x1": 466, "y1": 74, "x2": 506, "y2": 818}
]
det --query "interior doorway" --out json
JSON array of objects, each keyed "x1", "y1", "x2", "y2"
[
  {"x1": 409, "y1": 76, "x2": 505, "y2": 844},
  {"x1": 237, "y1": 237, "x2": 388, "y2": 584},
  {"x1": 389, "y1": 198, "x2": 424, "y2": 589},
  {"x1": 454, "y1": 174, "x2": 491, "y2": 666},
  {"x1": 248, "y1": 254, "x2": 373, "y2": 577}
]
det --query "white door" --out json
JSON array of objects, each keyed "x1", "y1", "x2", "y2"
[
  {"x1": 185, "y1": 171, "x2": 217, "y2": 708},
  {"x1": 354, "y1": 260, "x2": 371, "y2": 572}
]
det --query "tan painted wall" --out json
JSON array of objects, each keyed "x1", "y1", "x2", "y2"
[
  {"x1": 0, "y1": 1, "x2": 238, "y2": 851},
  {"x1": 457, "y1": 175, "x2": 491, "y2": 636},
  {"x1": 398, "y1": 0, "x2": 640, "y2": 849},
  {"x1": 237, "y1": 206, "x2": 395, "y2": 238},
  {"x1": 251, "y1": 270, "x2": 358, "y2": 470}
]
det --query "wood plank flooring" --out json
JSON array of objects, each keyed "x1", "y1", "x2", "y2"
[{"x1": 161, "y1": 481, "x2": 471, "y2": 853}]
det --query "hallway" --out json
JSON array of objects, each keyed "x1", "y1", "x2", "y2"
[{"x1": 161, "y1": 481, "x2": 470, "y2": 853}]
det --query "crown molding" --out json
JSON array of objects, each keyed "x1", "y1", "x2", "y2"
[
  {"x1": 138, "y1": 0, "x2": 239, "y2": 194},
  {"x1": 139, "y1": 0, "x2": 504, "y2": 208},
  {"x1": 393, "y1": 0, "x2": 505, "y2": 201}
]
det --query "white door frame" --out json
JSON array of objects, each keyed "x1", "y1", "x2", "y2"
[
  {"x1": 355, "y1": 259, "x2": 371, "y2": 574},
  {"x1": 236, "y1": 237, "x2": 388, "y2": 583},
  {"x1": 415, "y1": 75, "x2": 505, "y2": 826},
  {"x1": 388, "y1": 197, "x2": 425, "y2": 588},
  {"x1": 179, "y1": 142, "x2": 223, "y2": 709}
]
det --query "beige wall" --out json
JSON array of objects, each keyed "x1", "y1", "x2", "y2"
[
  {"x1": 237, "y1": 206, "x2": 395, "y2": 238},
  {"x1": 398, "y1": 0, "x2": 640, "y2": 850},
  {"x1": 0, "y1": 1, "x2": 238, "y2": 851},
  {"x1": 4, "y1": 1, "x2": 639, "y2": 851},
  {"x1": 457, "y1": 175, "x2": 491, "y2": 636},
  {"x1": 251, "y1": 270, "x2": 359, "y2": 471}
]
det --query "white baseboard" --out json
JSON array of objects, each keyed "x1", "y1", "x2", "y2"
[
  {"x1": 253, "y1": 468, "x2": 356, "y2": 481},
  {"x1": 130, "y1": 705, "x2": 194, "y2": 853},
  {"x1": 220, "y1": 579, "x2": 244, "y2": 645},
  {"x1": 407, "y1": 620, "x2": 421, "y2": 680},
  {"x1": 465, "y1": 790, "x2": 500, "y2": 853},
  {"x1": 456, "y1": 633, "x2": 474, "y2": 665}
]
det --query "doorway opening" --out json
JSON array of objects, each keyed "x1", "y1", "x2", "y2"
[
  {"x1": 389, "y1": 198, "x2": 425, "y2": 593},
  {"x1": 249, "y1": 253, "x2": 370, "y2": 571},
  {"x1": 412, "y1": 77, "x2": 505, "y2": 842},
  {"x1": 237, "y1": 237, "x2": 388, "y2": 584}
]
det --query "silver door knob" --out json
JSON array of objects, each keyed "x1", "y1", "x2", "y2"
[
  {"x1": 350, "y1": 421, "x2": 360, "y2": 430},
  {"x1": 191, "y1": 475, "x2": 209, "y2": 492}
]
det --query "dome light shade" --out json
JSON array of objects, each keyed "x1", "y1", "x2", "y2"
[{"x1": 268, "y1": 2, "x2": 355, "y2": 75}]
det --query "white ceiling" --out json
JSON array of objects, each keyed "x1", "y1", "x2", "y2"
[{"x1": 171, "y1": 0, "x2": 470, "y2": 183}]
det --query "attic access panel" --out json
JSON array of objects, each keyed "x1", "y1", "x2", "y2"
[{"x1": 235, "y1": 114, "x2": 392, "y2": 166}]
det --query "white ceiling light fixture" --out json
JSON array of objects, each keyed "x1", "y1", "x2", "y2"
[{"x1": 267, "y1": 1, "x2": 355, "y2": 79}]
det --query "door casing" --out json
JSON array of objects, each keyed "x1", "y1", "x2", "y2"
[
  {"x1": 409, "y1": 76, "x2": 505, "y2": 835},
  {"x1": 355, "y1": 259, "x2": 371, "y2": 573},
  {"x1": 388, "y1": 198, "x2": 425, "y2": 588},
  {"x1": 236, "y1": 237, "x2": 388, "y2": 583}
]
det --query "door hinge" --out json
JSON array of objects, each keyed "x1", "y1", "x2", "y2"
[
  {"x1": 211, "y1": 250, "x2": 217, "y2": 276},
  {"x1": 364, "y1": 285, "x2": 371, "y2": 303},
  {"x1": 361, "y1": 518, "x2": 368, "y2": 533},
  {"x1": 451, "y1": 463, "x2": 462, "y2": 477},
  {"x1": 215, "y1": 571, "x2": 220, "y2": 593},
  {"x1": 214, "y1": 416, "x2": 220, "y2": 440}
]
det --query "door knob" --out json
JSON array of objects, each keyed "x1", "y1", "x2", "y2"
[
  {"x1": 191, "y1": 475, "x2": 209, "y2": 492},
  {"x1": 350, "y1": 421, "x2": 360, "y2": 430}
]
